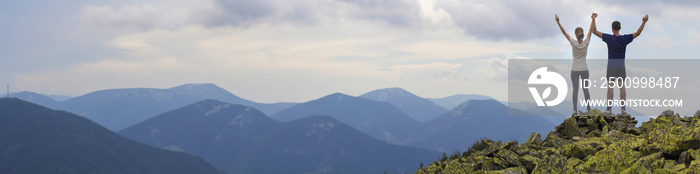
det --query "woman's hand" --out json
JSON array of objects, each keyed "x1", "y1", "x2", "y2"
[{"x1": 555, "y1": 14, "x2": 560, "y2": 22}]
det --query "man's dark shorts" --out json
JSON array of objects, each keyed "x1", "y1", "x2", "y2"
[{"x1": 606, "y1": 67, "x2": 626, "y2": 82}]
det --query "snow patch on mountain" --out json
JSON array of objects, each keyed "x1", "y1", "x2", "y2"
[
  {"x1": 205, "y1": 104, "x2": 231, "y2": 116},
  {"x1": 230, "y1": 114, "x2": 251, "y2": 127},
  {"x1": 150, "y1": 126, "x2": 161, "y2": 137}
]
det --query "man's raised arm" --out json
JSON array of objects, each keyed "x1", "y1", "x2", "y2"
[
  {"x1": 633, "y1": 14, "x2": 649, "y2": 39},
  {"x1": 591, "y1": 13, "x2": 602, "y2": 38},
  {"x1": 587, "y1": 13, "x2": 597, "y2": 41}
]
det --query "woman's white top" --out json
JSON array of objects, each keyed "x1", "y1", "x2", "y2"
[{"x1": 569, "y1": 37, "x2": 590, "y2": 71}]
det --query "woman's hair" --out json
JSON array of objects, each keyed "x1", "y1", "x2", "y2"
[{"x1": 575, "y1": 27, "x2": 584, "y2": 40}]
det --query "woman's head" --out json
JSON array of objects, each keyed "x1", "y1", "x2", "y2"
[{"x1": 575, "y1": 27, "x2": 584, "y2": 40}]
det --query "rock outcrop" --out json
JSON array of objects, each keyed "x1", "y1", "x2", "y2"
[{"x1": 416, "y1": 109, "x2": 700, "y2": 174}]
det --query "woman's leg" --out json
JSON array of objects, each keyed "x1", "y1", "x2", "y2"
[
  {"x1": 582, "y1": 70, "x2": 591, "y2": 111},
  {"x1": 571, "y1": 71, "x2": 579, "y2": 112}
]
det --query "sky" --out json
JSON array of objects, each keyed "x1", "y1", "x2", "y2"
[{"x1": 2, "y1": 0, "x2": 700, "y2": 105}]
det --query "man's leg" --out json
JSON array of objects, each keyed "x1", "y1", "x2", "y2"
[
  {"x1": 620, "y1": 79, "x2": 627, "y2": 112},
  {"x1": 607, "y1": 81, "x2": 614, "y2": 111}
]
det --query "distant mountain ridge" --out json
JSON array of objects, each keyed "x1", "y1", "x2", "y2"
[
  {"x1": 411, "y1": 99, "x2": 555, "y2": 152},
  {"x1": 360, "y1": 87, "x2": 447, "y2": 122},
  {"x1": 270, "y1": 92, "x2": 557, "y2": 153},
  {"x1": 10, "y1": 85, "x2": 561, "y2": 154},
  {"x1": 119, "y1": 99, "x2": 279, "y2": 170},
  {"x1": 119, "y1": 99, "x2": 437, "y2": 174},
  {"x1": 428, "y1": 94, "x2": 495, "y2": 110},
  {"x1": 3, "y1": 91, "x2": 62, "y2": 109},
  {"x1": 7, "y1": 83, "x2": 297, "y2": 131},
  {"x1": 272, "y1": 93, "x2": 422, "y2": 145},
  {"x1": 0, "y1": 98, "x2": 223, "y2": 174}
]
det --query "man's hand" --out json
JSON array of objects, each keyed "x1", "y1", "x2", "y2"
[
  {"x1": 634, "y1": 14, "x2": 648, "y2": 39},
  {"x1": 555, "y1": 14, "x2": 559, "y2": 22},
  {"x1": 642, "y1": 14, "x2": 649, "y2": 22},
  {"x1": 591, "y1": 12, "x2": 602, "y2": 38}
]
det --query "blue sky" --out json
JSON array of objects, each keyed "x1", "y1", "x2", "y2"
[{"x1": 1, "y1": 0, "x2": 699, "y2": 104}]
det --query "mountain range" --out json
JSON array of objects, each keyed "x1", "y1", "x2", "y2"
[
  {"x1": 411, "y1": 99, "x2": 555, "y2": 152},
  {"x1": 427, "y1": 94, "x2": 495, "y2": 110},
  {"x1": 0, "y1": 98, "x2": 223, "y2": 174},
  {"x1": 269, "y1": 92, "x2": 556, "y2": 153},
  {"x1": 119, "y1": 99, "x2": 437, "y2": 174},
  {"x1": 4, "y1": 91, "x2": 63, "y2": 109},
  {"x1": 271, "y1": 93, "x2": 422, "y2": 145},
  {"x1": 4, "y1": 83, "x2": 297, "y2": 131},
  {"x1": 1, "y1": 84, "x2": 580, "y2": 173},
  {"x1": 359, "y1": 87, "x2": 447, "y2": 122},
  {"x1": 7, "y1": 84, "x2": 563, "y2": 154}
]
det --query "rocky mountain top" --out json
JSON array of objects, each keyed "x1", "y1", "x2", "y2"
[{"x1": 416, "y1": 109, "x2": 700, "y2": 173}]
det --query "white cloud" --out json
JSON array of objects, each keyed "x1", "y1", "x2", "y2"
[
  {"x1": 19, "y1": 18, "x2": 550, "y2": 102},
  {"x1": 77, "y1": 0, "x2": 636, "y2": 41},
  {"x1": 8, "y1": 0, "x2": 700, "y2": 103},
  {"x1": 647, "y1": 36, "x2": 680, "y2": 48},
  {"x1": 689, "y1": 30, "x2": 700, "y2": 45},
  {"x1": 79, "y1": 0, "x2": 218, "y2": 30}
]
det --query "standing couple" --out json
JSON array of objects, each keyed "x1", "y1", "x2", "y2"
[{"x1": 556, "y1": 13, "x2": 649, "y2": 116}]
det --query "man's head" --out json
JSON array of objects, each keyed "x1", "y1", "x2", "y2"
[
  {"x1": 612, "y1": 21, "x2": 621, "y2": 31},
  {"x1": 575, "y1": 27, "x2": 584, "y2": 40}
]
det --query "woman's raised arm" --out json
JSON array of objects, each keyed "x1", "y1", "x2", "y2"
[{"x1": 556, "y1": 14, "x2": 571, "y2": 41}]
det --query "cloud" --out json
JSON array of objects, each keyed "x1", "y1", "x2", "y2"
[
  {"x1": 79, "y1": 0, "x2": 218, "y2": 30},
  {"x1": 205, "y1": 0, "x2": 315, "y2": 27},
  {"x1": 435, "y1": 0, "x2": 553, "y2": 40},
  {"x1": 336, "y1": 0, "x2": 423, "y2": 27},
  {"x1": 15, "y1": 0, "x2": 700, "y2": 103},
  {"x1": 689, "y1": 30, "x2": 700, "y2": 45},
  {"x1": 76, "y1": 0, "x2": 700, "y2": 42},
  {"x1": 647, "y1": 36, "x2": 680, "y2": 48},
  {"x1": 77, "y1": 0, "x2": 596, "y2": 41}
]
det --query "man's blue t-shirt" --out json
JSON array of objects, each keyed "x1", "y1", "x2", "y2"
[{"x1": 602, "y1": 33, "x2": 634, "y2": 67}]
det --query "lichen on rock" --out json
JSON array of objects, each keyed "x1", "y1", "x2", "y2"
[{"x1": 416, "y1": 109, "x2": 700, "y2": 174}]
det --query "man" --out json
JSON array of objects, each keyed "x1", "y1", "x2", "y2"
[{"x1": 591, "y1": 13, "x2": 649, "y2": 115}]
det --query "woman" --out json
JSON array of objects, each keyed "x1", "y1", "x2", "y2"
[{"x1": 555, "y1": 13, "x2": 595, "y2": 115}]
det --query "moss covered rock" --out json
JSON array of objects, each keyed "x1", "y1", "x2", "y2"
[
  {"x1": 560, "y1": 117, "x2": 584, "y2": 138},
  {"x1": 531, "y1": 149, "x2": 566, "y2": 174},
  {"x1": 562, "y1": 139, "x2": 606, "y2": 159},
  {"x1": 525, "y1": 132, "x2": 542, "y2": 146},
  {"x1": 416, "y1": 110, "x2": 700, "y2": 174}
]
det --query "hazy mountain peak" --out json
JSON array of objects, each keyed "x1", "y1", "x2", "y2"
[
  {"x1": 453, "y1": 99, "x2": 503, "y2": 110},
  {"x1": 359, "y1": 87, "x2": 447, "y2": 122},
  {"x1": 428, "y1": 94, "x2": 495, "y2": 110},
  {"x1": 448, "y1": 99, "x2": 503, "y2": 118},
  {"x1": 187, "y1": 99, "x2": 269, "y2": 123},
  {"x1": 3, "y1": 91, "x2": 61, "y2": 109},
  {"x1": 301, "y1": 116, "x2": 339, "y2": 138},
  {"x1": 167, "y1": 83, "x2": 230, "y2": 96},
  {"x1": 170, "y1": 83, "x2": 221, "y2": 90},
  {"x1": 360, "y1": 87, "x2": 414, "y2": 101},
  {"x1": 201, "y1": 100, "x2": 232, "y2": 117},
  {"x1": 0, "y1": 98, "x2": 224, "y2": 174},
  {"x1": 320, "y1": 92, "x2": 350, "y2": 102}
]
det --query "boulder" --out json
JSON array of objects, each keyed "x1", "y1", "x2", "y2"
[
  {"x1": 559, "y1": 117, "x2": 584, "y2": 138},
  {"x1": 532, "y1": 149, "x2": 566, "y2": 174},
  {"x1": 525, "y1": 132, "x2": 542, "y2": 146},
  {"x1": 416, "y1": 109, "x2": 700, "y2": 174}
]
